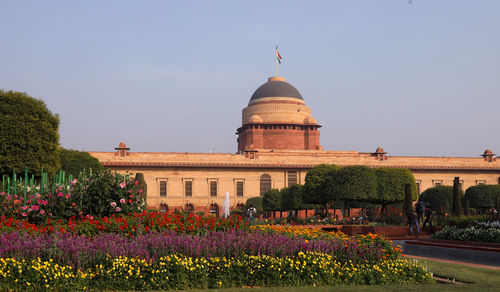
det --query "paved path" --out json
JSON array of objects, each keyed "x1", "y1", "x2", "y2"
[{"x1": 405, "y1": 254, "x2": 500, "y2": 270}]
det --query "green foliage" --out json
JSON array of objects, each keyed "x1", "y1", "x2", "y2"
[
  {"x1": 452, "y1": 177, "x2": 463, "y2": 217},
  {"x1": 445, "y1": 215, "x2": 492, "y2": 228},
  {"x1": 262, "y1": 189, "x2": 282, "y2": 211},
  {"x1": 245, "y1": 197, "x2": 263, "y2": 215},
  {"x1": 303, "y1": 164, "x2": 339, "y2": 205},
  {"x1": 328, "y1": 166, "x2": 377, "y2": 202},
  {"x1": 281, "y1": 184, "x2": 303, "y2": 211},
  {"x1": 374, "y1": 168, "x2": 417, "y2": 204},
  {"x1": 134, "y1": 173, "x2": 147, "y2": 196},
  {"x1": 464, "y1": 185, "x2": 500, "y2": 209},
  {"x1": 59, "y1": 148, "x2": 104, "y2": 178},
  {"x1": 420, "y1": 186, "x2": 463, "y2": 214},
  {"x1": 404, "y1": 184, "x2": 413, "y2": 214},
  {"x1": 0, "y1": 90, "x2": 60, "y2": 176},
  {"x1": 71, "y1": 170, "x2": 145, "y2": 218}
]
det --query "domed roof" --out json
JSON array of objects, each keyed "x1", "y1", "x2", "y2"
[{"x1": 250, "y1": 76, "x2": 303, "y2": 102}]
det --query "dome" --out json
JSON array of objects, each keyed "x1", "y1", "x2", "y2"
[{"x1": 249, "y1": 76, "x2": 303, "y2": 103}]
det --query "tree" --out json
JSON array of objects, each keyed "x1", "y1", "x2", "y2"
[
  {"x1": 452, "y1": 177, "x2": 463, "y2": 217},
  {"x1": 0, "y1": 90, "x2": 60, "y2": 175},
  {"x1": 329, "y1": 166, "x2": 377, "y2": 202},
  {"x1": 374, "y1": 168, "x2": 417, "y2": 213},
  {"x1": 303, "y1": 164, "x2": 340, "y2": 205},
  {"x1": 60, "y1": 148, "x2": 104, "y2": 178},
  {"x1": 262, "y1": 189, "x2": 282, "y2": 217},
  {"x1": 420, "y1": 186, "x2": 462, "y2": 215},
  {"x1": 281, "y1": 184, "x2": 303, "y2": 218}
]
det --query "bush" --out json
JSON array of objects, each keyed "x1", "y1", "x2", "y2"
[
  {"x1": 420, "y1": 186, "x2": 462, "y2": 215},
  {"x1": 0, "y1": 90, "x2": 60, "y2": 176},
  {"x1": 303, "y1": 164, "x2": 339, "y2": 205},
  {"x1": 374, "y1": 168, "x2": 417, "y2": 205},
  {"x1": 60, "y1": 148, "x2": 104, "y2": 178},
  {"x1": 262, "y1": 189, "x2": 281, "y2": 212},
  {"x1": 71, "y1": 170, "x2": 146, "y2": 218},
  {"x1": 464, "y1": 185, "x2": 500, "y2": 210},
  {"x1": 434, "y1": 225, "x2": 500, "y2": 243},
  {"x1": 445, "y1": 215, "x2": 492, "y2": 228}
]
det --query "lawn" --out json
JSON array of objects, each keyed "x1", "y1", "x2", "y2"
[{"x1": 180, "y1": 258, "x2": 500, "y2": 292}]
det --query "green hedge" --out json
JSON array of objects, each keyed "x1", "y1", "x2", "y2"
[
  {"x1": 464, "y1": 185, "x2": 500, "y2": 209},
  {"x1": 60, "y1": 148, "x2": 104, "y2": 178},
  {"x1": 420, "y1": 186, "x2": 463, "y2": 214}
]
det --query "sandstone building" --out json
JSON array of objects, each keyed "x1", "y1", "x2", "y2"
[{"x1": 89, "y1": 76, "x2": 500, "y2": 216}]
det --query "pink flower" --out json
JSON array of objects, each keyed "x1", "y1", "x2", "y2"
[
  {"x1": 120, "y1": 182, "x2": 126, "y2": 188},
  {"x1": 31, "y1": 205, "x2": 39, "y2": 211},
  {"x1": 111, "y1": 202, "x2": 117, "y2": 207},
  {"x1": 40, "y1": 210, "x2": 45, "y2": 215},
  {"x1": 135, "y1": 181, "x2": 138, "y2": 186},
  {"x1": 120, "y1": 198, "x2": 126, "y2": 204},
  {"x1": 116, "y1": 207, "x2": 121, "y2": 212},
  {"x1": 22, "y1": 205, "x2": 29, "y2": 210},
  {"x1": 21, "y1": 212, "x2": 27, "y2": 217}
]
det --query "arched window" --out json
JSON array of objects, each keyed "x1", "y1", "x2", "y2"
[
  {"x1": 159, "y1": 203, "x2": 169, "y2": 213},
  {"x1": 260, "y1": 174, "x2": 272, "y2": 197},
  {"x1": 185, "y1": 203, "x2": 194, "y2": 214},
  {"x1": 209, "y1": 203, "x2": 219, "y2": 218}
]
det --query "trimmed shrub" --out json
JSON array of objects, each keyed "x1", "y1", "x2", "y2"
[
  {"x1": 452, "y1": 177, "x2": 463, "y2": 217},
  {"x1": 464, "y1": 185, "x2": 500, "y2": 210},
  {"x1": 303, "y1": 164, "x2": 339, "y2": 205},
  {"x1": 281, "y1": 184, "x2": 303, "y2": 215},
  {"x1": 374, "y1": 168, "x2": 417, "y2": 205},
  {"x1": 420, "y1": 186, "x2": 463, "y2": 215},
  {"x1": 328, "y1": 166, "x2": 377, "y2": 202}
]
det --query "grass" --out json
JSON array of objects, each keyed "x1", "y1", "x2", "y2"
[{"x1": 175, "y1": 258, "x2": 500, "y2": 292}]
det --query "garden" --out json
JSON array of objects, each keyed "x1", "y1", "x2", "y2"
[{"x1": 0, "y1": 169, "x2": 436, "y2": 291}]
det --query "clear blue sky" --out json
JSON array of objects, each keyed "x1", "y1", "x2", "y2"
[{"x1": 1, "y1": 0, "x2": 499, "y2": 157}]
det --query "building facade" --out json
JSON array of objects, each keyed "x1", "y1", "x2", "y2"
[{"x1": 89, "y1": 76, "x2": 500, "y2": 215}]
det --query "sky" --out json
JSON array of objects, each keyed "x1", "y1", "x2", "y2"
[{"x1": 1, "y1": 0, "x2": 499, "y2": 157}]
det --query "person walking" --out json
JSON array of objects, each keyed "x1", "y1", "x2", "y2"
[
  {"x1": 422, "y1": 205, "x2": 434, "y2": 235},
  {"x1": 416, "y1": 200, "x2": 425, "y2": 225},
  {"x1": 406, "y1": 210, "x2": 420, "y2": 238}
]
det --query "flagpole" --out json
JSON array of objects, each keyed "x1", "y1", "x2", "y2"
[{"x1": 275, "y1": 45, "x2": 278, "y2": 77}]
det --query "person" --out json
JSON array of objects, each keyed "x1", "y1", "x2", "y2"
[
  {"x1": 247, "y1": 205, "x2": 257, "y2": 220},
  {"x1": 416, "y1": 200, "x2": 425, "y2": 225},
  {"x1": 422, "y1": 206, "x2": 434, "y2": 235},
  {"x1": 406, "y1": 210, "x2": 420, "y2": 238},
  {"x1": 490, "y1": 206, "x2": 498, "y2": 217}
]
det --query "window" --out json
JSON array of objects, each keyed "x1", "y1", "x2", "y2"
[
  {"x1": 476, "y1": 180, "x2": 486, "y2": 185},
  {"x1": 498, "y1": 177, "x2": 500, "y2": 185},
  {"x1": 287, "y1": 171, "x2": 297, "y2": 186},
  {"x1": 184, "y1": 180, "x2": 193, "y2": 197},
  {"x1": 159, "y1": 181, "x2": 167, "y2": 197},
  {"x1": 210, "y1": 181, "x2": 217, "y2": 197},
  {"x1": 236, "y1": 181, "x2": 244, "y2": 197},
  {"x1": 260, "y1": 174, "x2": 272, "y2": 196},
  {"x1": 433, "y1": 180, "x2": 442, "y2": 187},
  {"x1": 459, "y1": 180, "x2": 464, "y2": 191}
]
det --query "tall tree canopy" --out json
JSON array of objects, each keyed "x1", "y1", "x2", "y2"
[
  {"x1": 262, "y1": 189, "x2": 282, "y2": 212},
  {"x1": 327, "y1": 166, "x2": 377, "y2": 203},
  {"x1": 374, "y1": 167, "x2": 417, "y2": 204},
  {"x1": 303, "y1": 164, "x2": 339, "y2": 205},
  {"x1": 0, "y1": 90, "x2": 60, "y2": 175}
]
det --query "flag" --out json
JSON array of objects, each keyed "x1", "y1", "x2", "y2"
[{"x1": 276, "y1": 46, "x2": 282, "y2": 64}]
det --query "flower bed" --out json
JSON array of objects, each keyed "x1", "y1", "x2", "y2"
[
  {"x1": 0, "y1": 253, "x2": 433, "y2": 290},
  {"x1": 0, "y1": 211, "x2": 247, "y2": 236},
  {"x1": 433, "y1": 225, "x2": 500, "y2": 243}
]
